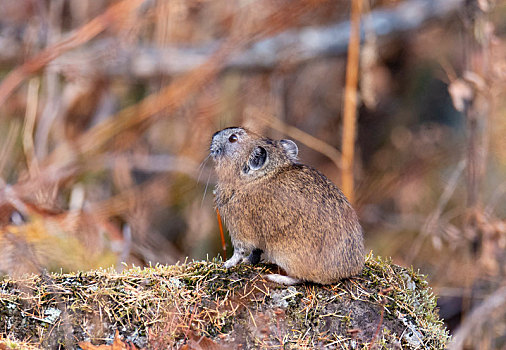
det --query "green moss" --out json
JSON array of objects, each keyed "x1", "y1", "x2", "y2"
[{"x1": 0, "y1": 254, "x2": 449, "y2": 349}]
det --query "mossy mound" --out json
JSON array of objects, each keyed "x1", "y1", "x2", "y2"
[{"x1": 0, "y1": 253, "x2": 449, "y2": 349}]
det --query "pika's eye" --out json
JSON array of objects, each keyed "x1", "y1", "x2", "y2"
[{"x1": 228, "y1": 134, "x2": 238, "y2": 143}]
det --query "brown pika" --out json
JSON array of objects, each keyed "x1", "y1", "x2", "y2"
[{"x1": 210, "y1": 127, "x2": 364, "y2": 285}]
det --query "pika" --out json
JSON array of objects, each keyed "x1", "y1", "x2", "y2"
[{"x1": 210, "y1": 127, "x2": 364, "y2": 285}]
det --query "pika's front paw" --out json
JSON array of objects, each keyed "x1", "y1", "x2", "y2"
[{"x1": 224, "y1": 246, "x2": 251, "y2": 269}]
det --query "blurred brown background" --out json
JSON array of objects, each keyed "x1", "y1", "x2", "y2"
[{"x1": 0, "y1": 0, "x2": 505, "y2": 348}]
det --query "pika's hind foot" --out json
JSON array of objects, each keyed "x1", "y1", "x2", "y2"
[{"x1": 266, "y1": 274, "x2": 302, "y2": 285}]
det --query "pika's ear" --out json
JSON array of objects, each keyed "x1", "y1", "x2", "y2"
[
  {"x1": 248, "y1": 146, "x2": 268, "y2": 171},
  {"x1": 280, "y1": 139, "x2": 298, "y2": 160}
]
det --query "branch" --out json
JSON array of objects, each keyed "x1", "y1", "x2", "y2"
[
  {"x1": 38, "y1": 0, "x2": 465, "y2": 78},
  {"x1": 449, "y1": 285, "x2": 506, "y2": 350},
  {"x1": 0, "y1": 0, "x2": 146, "y2": 105}
]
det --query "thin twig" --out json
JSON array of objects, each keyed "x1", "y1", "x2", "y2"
[
  {"x1": 368, "y1": 306, "x2": 385, "y2": 350},
  {"x1": 407, "y1": 159, "x2": 466, "y2": 264},
  {"x1": 461, "y1": 0, "x2": 492, "y2": 263},
  {"x1": 448, "y1": 285, "x2": 506, "y2": 350},
  {"x1": 255, "y1": 110, "x2": 342, "y2": 170},
  {"x1": 368, "y1": 287, "x2": 391, "y2": 349}
]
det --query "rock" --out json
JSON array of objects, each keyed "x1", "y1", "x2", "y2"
[{"x1": 0, "y1": 254, "x2": 449, "y2": 349}]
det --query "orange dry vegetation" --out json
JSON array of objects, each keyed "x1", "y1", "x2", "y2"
[{"x1": 0, "y1": 0, "x2": 505, "y2": 347}]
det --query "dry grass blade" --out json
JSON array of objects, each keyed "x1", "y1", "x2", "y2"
[
  {"x1": 0, "y1": 122, "x2": 20, "y2": 181},
  {"x1": 341, "y1": 0, "x2": 363, "y2": 203},
  {"x1": 215, "y1": 209, "x2": 227, "y2": 260},
  {"x1": 22, "y1": 78, "x2": 41, "y2": 178}
]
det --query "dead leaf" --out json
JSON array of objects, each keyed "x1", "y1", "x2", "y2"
[{"x1": 448, "y1": 79, "x2": 473, "y2": 112}]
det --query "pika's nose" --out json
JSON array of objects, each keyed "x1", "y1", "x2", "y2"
[{"x1": 209, "y1": 142, "x2": 223, "y2": 158}]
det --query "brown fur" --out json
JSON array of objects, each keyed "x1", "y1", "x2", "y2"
[{"x1": 210, "y1": 127, "x2": 364, "y2": 284}]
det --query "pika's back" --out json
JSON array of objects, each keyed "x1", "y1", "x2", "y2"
[{"x1": 231, "y1": 163, "x2": 363, "y2": 283}]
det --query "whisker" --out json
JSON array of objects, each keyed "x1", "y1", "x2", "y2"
[
  {"x1": 197, "y1": 154, "x2": 210, "y2": 185},
  {"x1": 201, "y1": 170, "x2": 212, "y2": 208}
]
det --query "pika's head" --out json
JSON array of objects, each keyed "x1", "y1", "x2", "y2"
[{"x1": 210, "y1": 127, "x2": 298, "y2": 183}]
